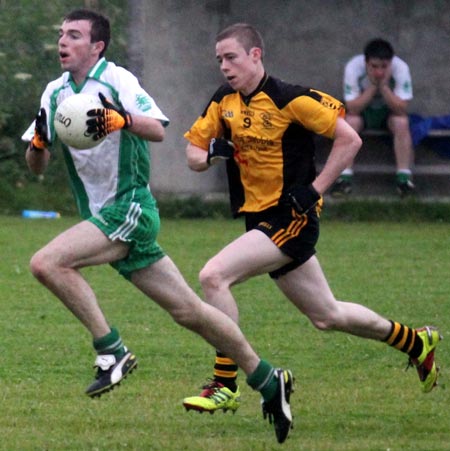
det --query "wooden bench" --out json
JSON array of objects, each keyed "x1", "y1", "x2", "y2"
[
  {"x1": 351, "y1": 128, "x2": 450, "y2": 175},
  {"x1": 361, "y1": 128, "x2": 450, "y2": 138},
  {"x1": 316, "y1": 126, "x2": 450, "y2": 197}
]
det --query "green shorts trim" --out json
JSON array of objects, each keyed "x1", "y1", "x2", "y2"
[{"x1": 89, "y1": 188, "x2": 165, "y2": 280}]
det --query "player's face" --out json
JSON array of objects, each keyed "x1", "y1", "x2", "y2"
[
  {"x1": 366, "y1": 58, "x2": 392, "y2": 82},
  {"x1": 216, "y1": 37, "x2": 263, "y2": 95},
  {"x1": 58, "y1": 19, "x2": 103, "y2": 83}
]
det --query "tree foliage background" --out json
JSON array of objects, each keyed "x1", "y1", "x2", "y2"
[{"x1": 0, "y1": 0, "x2": 127, "y2": 215}]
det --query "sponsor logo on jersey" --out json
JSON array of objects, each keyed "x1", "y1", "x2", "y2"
[
  {"x1": 260, "y1": 112, "x2": 274, "y2": 129},
  {"x1": 320, "y1": 97, "x2": 340, "y2": 110},
  {"x1": 135, "y1": 94, "x2": 152, "y2": 112},
  {"x1": 241, "y1": 109, "x2": 254, "y2": 117},
  {"x1": 259, "y1": 221, "x2": 272, "y2": 230}
]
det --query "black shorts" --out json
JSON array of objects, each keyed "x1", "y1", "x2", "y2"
[{"x1": 244, "y1": 203, "x2": 320, "y2": 279}]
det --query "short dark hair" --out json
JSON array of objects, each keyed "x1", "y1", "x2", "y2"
[
  {"x1": 64, "y1": 9, "x2": 110, "y2": 57},
  {"x1": 364, "y1": 38, "x2": 394, "y2": 61},
  {"x1": 216, "y1": 23, "x2": 265, "y2": 59}
]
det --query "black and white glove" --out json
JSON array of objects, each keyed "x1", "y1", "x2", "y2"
[
  {"x1": 31, "y1": 108, "x2": 49, "y2": 151},
  {"x1": 86, "y1": 93, "x2": 132, "y2": 141},
  {"x1": 207, "y1": 138, "x2": 235, "y2": 165},
  {"x1": 285, "y1": 184, "x2": 320, "y2": 214}
]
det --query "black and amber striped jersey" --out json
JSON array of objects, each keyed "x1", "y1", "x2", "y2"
[{"x1": 184, "y1": 75, "x2": 344, "y2": 216}]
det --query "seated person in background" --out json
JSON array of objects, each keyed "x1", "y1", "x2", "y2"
[{"x1": 331, "y1": 38, "x2": 415, "y2": 197}]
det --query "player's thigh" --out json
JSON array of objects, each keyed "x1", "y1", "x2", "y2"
[
  {"x1": 387, "y1": 113, "x2": 409, "y2": 134},
  {"x1": 346, "y1": 114, "x2": 364, "y2": 132},
  {"x1": 203, "y1": 229, "x2": 292, "y2": 284},
  {"x1": 35, "y1": 220, "x2": 129, "y2": 268},
  {"x1": 131, "y1": 255, "x2": 199, "y2": 313},
  {"x1": 274, "y1": 255, "x2": 338, "y2": 318}
]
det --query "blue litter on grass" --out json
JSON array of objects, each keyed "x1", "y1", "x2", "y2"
[{"x1": 22, "y1": 210, "x2": 60, "y2": 219}]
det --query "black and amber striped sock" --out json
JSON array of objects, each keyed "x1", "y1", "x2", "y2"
[
  {"x1": 213, "y1": 351, "x2": 238, "y2": 392},
  {"x1": 383, "y1": 320, "x2": 423, "y2": 359}
]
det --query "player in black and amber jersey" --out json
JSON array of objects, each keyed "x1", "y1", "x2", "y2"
[
  {"x1": 186, "y1": 78, "x2": 344, "y2": 215},
  {"x1": 182, "y1": 23, "x2": 441, "y2": 440}
]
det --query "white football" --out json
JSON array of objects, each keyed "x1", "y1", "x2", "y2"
[{"x1": 54, "y1": 94, "x2": 105, "y2": 149}]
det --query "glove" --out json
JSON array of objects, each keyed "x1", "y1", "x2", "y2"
[
  {"x1": 86, "y1": 92, "x2": 132, "y2": 141},
  {"x1": 207, "y1": 138, "x2": 235, "y2": 165},
  {"x1": 31, "y1": 108, "x2": 49, "y2": 151},
  {"x1": 285, "y1": 184, "x2": 320, "y2": 214}
]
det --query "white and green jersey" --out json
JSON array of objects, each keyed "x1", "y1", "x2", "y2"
[
  {"x1": 343, "y1": 54, "x2": 413, "y2": 108},
  {"x1": 24, "y1": 58, "x2": 169, "y2": 218}
]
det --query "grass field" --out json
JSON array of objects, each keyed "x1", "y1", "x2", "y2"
[{"x1": 0, "y1": 215, "x2": 449, "y2": 450}]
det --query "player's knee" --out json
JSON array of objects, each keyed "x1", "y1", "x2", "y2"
[
  {"x1": 388, "y1": 114, "x2": 410, "y2": 134},
  {"x1": 169, "y1": 300, "x2": 201, "y2": 330},
  {"x1": 345, "y1": 114, "x2": 363, "y2": 132},
  {"x1": 199, "y1": 263, "x2": 227, "y2": 292},
  {"x1": 29, "y1": 249, "x2": 60, "y2": 283},
  {"x1": 29, "y1": 250, "x2": 51, "y2": 281},
  {"x1": 170, "y1": 306, "x2": 193, "y2": 328},
  {"x1": 308, "y1": 309, "x2": 340, "y2": 331},
  {"x1": 310, "y1": 317, "x2": 336, "y2": 331}
]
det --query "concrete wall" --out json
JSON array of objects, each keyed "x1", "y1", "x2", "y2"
[{"x1": 127, "y1": 0, "x2": 450, "y2": 197}]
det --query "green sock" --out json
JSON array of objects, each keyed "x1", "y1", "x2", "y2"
[
  {"x1": 396, "y1": 172, "x2": 411, "y2": 184},
  {"x1": 93, "y1": 326, "x2": 125, "y2": 358},
  {"x1": 246, "y1": 359, "x2": 277, "y2": 402},
  {"x1": 340, "y1": 174, "x2": 353, "y2": 182}
]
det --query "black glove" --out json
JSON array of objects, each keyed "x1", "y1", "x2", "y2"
[
  {"x1": 86, "y1": 92, "x2": 132, "y2": 141},
  {"x1": 31, "y1": 108, "x2": 49, "y2": 151},
  {"x1": 207, "y1": 138, "x2": 235, "y2": 165},
  {"x1": 285, "y1": 184, "x2": 320, "y2": 214}
]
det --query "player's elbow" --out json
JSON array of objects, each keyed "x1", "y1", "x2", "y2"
[
  {"x1": 154, "y1": 125, "x2": 165, "y2": 142},
  {"x1": 345, "y1": 134, "x2": 363, "y2": 164},
  {"x1": 187, "y1": 159, "x2": 206, "y2": 172},
  {"x1": 148, "y1": 123, "x2": 165, "y2": 142},
  {"x1": 135, "y1": 117, "x2": 165, "y2": 142},
  {"x1": 186, "y1": 145, "x2": 209, "y2": 172},
  {"x1": 352, "y1": 133, "x2": 363, "y2": 150},
  {"x1": 27, "y1": 162, "x2": 47, "y2": 176},
  {"x1": 25, "y1": 148, "x2": 49, "y2": 175}
]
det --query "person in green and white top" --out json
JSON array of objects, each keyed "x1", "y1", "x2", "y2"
[
  {"x1": 35, "y1": 59, "x2": 169, "y2": 217},
  {"x1": 331, "y1": 38, "x2": 415, "y2": 198},
  {"x1": 24, "y1": 9, "x2": 290, "y2": 427}
]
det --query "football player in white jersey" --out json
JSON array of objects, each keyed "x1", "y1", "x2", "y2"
[
  {"x1": 331, "y1": 38, "x2": 415, "y2": 197},
  {"x1": 24, "y1": 11, "x2": 289, "y2": 438}
]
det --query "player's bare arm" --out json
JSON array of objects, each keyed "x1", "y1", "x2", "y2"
[
  {"x1": 26, "y1": 107, "x2": 51, "y2": 175},
  {"x1": 26, "y1": 146, "x2": 51, "y2": 175},
  {"x1": 345, "y1": 83, "x2": 378, "y2": 115},
  {"x1": 186, "y1": 142, "x2": 210, "y2": 172},
  {"x1": 312, "y1": 117, "x2": 362, "y2": 194},
  {"x1": 129, "y1": 115, "x2": 165, "y2": 142},
  {"x1": 186, "y1": 138, "x2": 235, "y2": 171},
  {"x1": 378, "y1": 84, "x2": 409, "y2": 115}
]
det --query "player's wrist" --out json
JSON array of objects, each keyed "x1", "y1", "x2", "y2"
[
  {"x1": 207, "y1": 138, "x2": 234, "y2": 165},
  {"x1": 30, "y1": 144, "x2": 45, "y2": 152},
  {"x1": 122, "y1": 111, "x2": 132, "y2": 129},
  {"x1": 31, "y1": 136, "x2": 46, "y2": 151}
]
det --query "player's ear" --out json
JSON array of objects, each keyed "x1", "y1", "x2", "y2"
[
  {"x1": 250, "y1": 47, "x2": 262, "y2": 61},
  {"x1": 92, "y1": 40, "x2": 105, "y2": 56}
]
